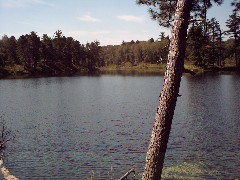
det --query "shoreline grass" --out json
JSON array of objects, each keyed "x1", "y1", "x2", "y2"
[
  {"x1": 99, "y1": 63, "x2": 166, "y2": 72},
  {"x1": 1, "y1": 62, "x2": 239, "y2": 80},
  {"x1": 100, "y1": 62, "x2": 204, "y2": 74}
]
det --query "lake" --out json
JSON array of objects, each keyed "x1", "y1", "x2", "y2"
[{"x1": 0, "y1": 73, "x2": 239, "y2": 179}]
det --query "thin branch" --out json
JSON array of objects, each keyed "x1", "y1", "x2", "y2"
[{"x1": 119, "y1": 168, "x2": 135, "y2": 180}]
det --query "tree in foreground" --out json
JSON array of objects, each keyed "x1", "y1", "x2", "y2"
[
  {"x1": 140, "y1": 1, "x2": 194, "y2": 179},
  {"x1": 137, "y1": 0, "x2": 223, "y2": 179}
]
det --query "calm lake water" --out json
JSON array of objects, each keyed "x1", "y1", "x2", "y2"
[{"x1": 0, "y1": 73, "x2": 239, "y2": 179}]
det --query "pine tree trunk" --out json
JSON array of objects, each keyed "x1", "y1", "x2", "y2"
[{"x1": 142, "y1": 0, "x2": 194, "y2": 179}]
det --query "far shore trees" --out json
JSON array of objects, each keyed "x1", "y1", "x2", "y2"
[
  {"x1": 0, "y1": 31, "x2": 102, "y2": 76},
  {"x1": 0, "y1": 0, "x2": 239, "y2": 79},
  {"x1": 226, "y1": 8, "x2": 240, "y2": 66}
]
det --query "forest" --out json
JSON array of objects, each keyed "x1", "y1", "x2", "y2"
[
  {"x1": 0, "y1": 0, "x2": 240, "y2": 179},
  {"x1": 0, "y1": 12, "x2": 239, "y2": 78}
]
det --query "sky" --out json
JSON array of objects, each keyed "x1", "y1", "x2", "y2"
[{"x1": 0, "y1": 0, "x2": 235, "y2": 46}]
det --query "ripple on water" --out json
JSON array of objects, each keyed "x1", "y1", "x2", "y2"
[{"x1": 0, "y1": 75, "x2": 239, "y2": 179}]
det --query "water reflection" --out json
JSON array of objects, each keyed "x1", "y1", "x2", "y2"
[
  {"x1": 166, "y1": 74, "x2": 240, "y2": 179},
  {"x1": 0, "y1": 74, "x2": 239, "y2": 179}
]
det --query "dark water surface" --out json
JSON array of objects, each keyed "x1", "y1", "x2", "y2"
[{"x1": 0, "y1": 74, "x2": 239, "y2": 179}]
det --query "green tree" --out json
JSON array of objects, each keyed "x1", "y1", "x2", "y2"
[
  {"x1": 115, "y1": 45, "x2": 124, "y2": 65},
  {"x1": 71, "y1": 40, "x2": 85, "y2": 65},
  {"x1": 63, "y1": 37, "x2": 73, "y2": 66},
  {"x1": 6, "y1": 36, "x2": 19, "y2": 66},
  {"x1": 159, "y1": 32, "x2": 166, "y2": 41},
  {"x1": 100, "y1": 39, "x2": 170, "y2": 66},
  {"x1": 52, "y1": 30, "x2": 65, "y2": 64},
  {"x1": 137, "y1": 0, "x2": 224, "y2": 179},
  {"x1": 27, "y1": 31, "x2": 41, "y2": 74},
  {"x1": 133, "y1": 44, "x2": 143, "y2": 63},
  {"x1": 226, "y1": 9, "x2": 240, "y2": 66},
  {"x1": 41, "y1": 34, "x2": 55, "y2": 66},
  {"x1": 85, "y1": 41, "x2": 102, "y2": 72},
  {"x1": 0, "y1": 35, "x2": 9, "y2": 67},
  {"x1": 148, "y1": 38, "x2": 154, "y2": 43},
  {"x1": 139, "y1": 2, "x2": 194, "y2": 178},
  {"x1": 232, "y1": 0, "x2": 240, "y2": 10},
  {"x1": 223, "y1": 38, "x2": 235, "y2": 63},
  {"x1": 186, "y1": 25, "x2": 205, "y2": 66},
  {"x1": 101, "y1": 45, "x2": 116, "y2": 66},
  {"x1": 202, "y1": 18, "x2": 222, "y2": 67},
  {"x1": 17, "y1": 34, "x2": 29, "y2": 70},
  {"x1": 137, "y1": 0, "x2": 222, "y2": 28},
  {"x1": 0, "y1": 35, "x2": 19, "y2": 67}
]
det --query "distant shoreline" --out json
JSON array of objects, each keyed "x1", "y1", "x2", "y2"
[{"x1": 0, "y1": 63, "x2": 239, "y2": 80}]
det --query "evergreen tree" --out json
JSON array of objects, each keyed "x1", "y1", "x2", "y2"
[
  {"x1": 85, "y1": 41, "x2": 102, "y2": 71},
  {"x1": 53, "y1": 30, "x2": 65, "y2": 64},
  {"x1": 41, "y1": 34, "x2": 55, "y2": 66},
  {"x1": 232, "y1": 0, "x2": 240, "y2": 10},
  {"x1": 0, "y1": 36, "x2": 8, "y2": 67},
  {"x1": 137, "y1": 0, "x2": 223, "y2": 27},
  {"x1": 6, "y1": 36, "x2": 19, "y2": 66},
  {"x1": 63, "y1": 37, "x2": 73, "y2": 66},
  {"x1": 186, "y1": 24, "x2": 206, "y2": 66},
  {"x1": 159, "y1": 32, "x2": 166, "y2": 41},
  {"x1": 138, "y1": 0, "x2": 223, "y2": 179},
  {"x1": 17, "y1": 34, "x2": 29, "y2": 71},
  {"x1": 226, "y1": 9, "x2": 240, "y2": 66},
  {"x1": 27, "y1": 31, "x2": 41, "y2": 74},
  {"x1": 0, "y1": 36, "x2": 10, "y2": 66},
  {"x1": 203, "y1": 18, "x2": 222, "y2": 66},
  {"x1": 148, "y1": 38, "x2": 154, "y2": 43},
  {"x1": 71, "y1": 40, "x2": 85, "y2": 65}
]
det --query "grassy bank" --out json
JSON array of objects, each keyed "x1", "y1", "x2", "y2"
[
  {"x1": 100, "y1": 62, "x2": 204, "y2": 74},
  {"x1": 1, "y1": 62, "x2": 239, "y2": 79},
  {"x1": 100, "y1": 63, "x2": 166, "y2": 72}
]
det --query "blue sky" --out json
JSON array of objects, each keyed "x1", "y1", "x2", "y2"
[{"x1": 0, "y1": 0, "x2": 235, "y2": 45}]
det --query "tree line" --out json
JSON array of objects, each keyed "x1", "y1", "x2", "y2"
[
  {"x1": 0, "y1": 30, "x2": 102, "y2": 77},
  {"x1": 102, "y1": 14, "x2": 240, "y2": 68},
  {"x1": 0, "y1": 6, "x2": 239, "y2": 77},
  {"x1": 101, "y1": 36, "x2": 169, "y2": 66}
]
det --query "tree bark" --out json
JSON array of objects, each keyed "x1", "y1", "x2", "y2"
[{"x1": 142, "y1": 0, "x2": 194, "y2": 179}]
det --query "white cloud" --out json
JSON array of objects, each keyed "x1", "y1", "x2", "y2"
[
  {"x1": 77, "y1": 15, "x2": 101, "y2": 22},
  {"x1": 68, "y1": 30, "x2": 112, "y2": 36},
  {"x1": 103, "y1": 30, "x2": 150, "y2": 45},
  {"x1": 117, "y1": 15, "x2": 144, "y2": 23},
  {"x1": 32, "y1": 0, "x2": 55, "y2": 7},
  {"x1": 66, "y1": 30, "x2": 112, "y2": 41},
  {"x1": 0, "y1": 0, "x2": 55, "y2": 8},
  {"x1": 66, "y1": 30, "x2": 159, "y2": 46}
]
